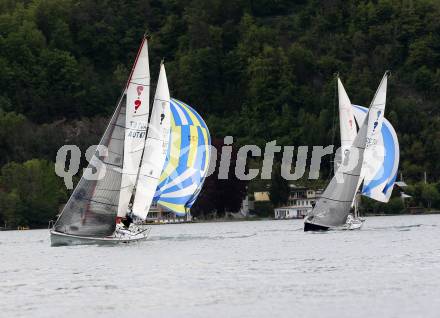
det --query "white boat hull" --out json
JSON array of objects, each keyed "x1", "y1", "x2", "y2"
[{"x1": 50, "y1": 226, "x2": 150, "y2": 247}]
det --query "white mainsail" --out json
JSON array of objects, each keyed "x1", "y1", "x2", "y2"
[
  {"x1": 338, "y1": 77, "x2": 357, "y2": 156},
  {"x1": 117, "y1": 36, "x2": 150, "y2": 218},
  {"x1": 305, "y1": 72, "x2": 389, "y2": 230},
  {"x1": 132, "y1": 63, "x2": 171, "y2": 219}
]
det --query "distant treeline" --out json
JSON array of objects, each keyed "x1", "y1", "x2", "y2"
[{"x1": 1, "y1": 0, "x2": 440, "y2": 227}]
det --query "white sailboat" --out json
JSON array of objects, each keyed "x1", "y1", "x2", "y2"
[
  {"x1": 304, "y1": 72, "x2": 391, "y2": 231},
  {"x1": 50, "y1": 36, "x2": 172, "y2": 246},
  {"x1": 338, "y1": 76, "x2": 400, "y2": 230}
]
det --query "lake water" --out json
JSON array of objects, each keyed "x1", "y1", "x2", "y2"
[{"x1": 1, "y1": 215, "x2": 439, "y2": 318}]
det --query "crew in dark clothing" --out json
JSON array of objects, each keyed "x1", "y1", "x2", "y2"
[{"x1": 122, "y1": 214, "x2": 133, "y2": 228}]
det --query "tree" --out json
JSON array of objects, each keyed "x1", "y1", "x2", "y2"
[
  {"x1": 421, "y1": 183, "x2": 440, "y2": 209},
  {"x1": 0, "y1": 159, "x2": 66, "y2": 227},
  {"x1": 269, "y1": 163, "x2": 289, "y2": 207},
  {"x1": 191, "y1": 138, "x2": 247, "y2": 218},
  {"x1": 1, "y1": 0, "x2": 440, "y2": 217}
]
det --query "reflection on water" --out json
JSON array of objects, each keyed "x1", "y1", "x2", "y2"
[{"x1": 1, "y1": 214, "x2": 440, "y2": 318}]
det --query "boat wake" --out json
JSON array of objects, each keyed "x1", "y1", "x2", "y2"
[{"x1": 149, "y1": 233, "x2": 257, "y2": 242}]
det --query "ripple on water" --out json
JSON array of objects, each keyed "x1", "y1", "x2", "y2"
[{"x1": 1, "y1": 216, "x2": 440, "y2": 318}]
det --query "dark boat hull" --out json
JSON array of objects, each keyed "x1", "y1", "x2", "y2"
[{"x1": 304, "y1": 221, "x2": 329, "y2": 232}]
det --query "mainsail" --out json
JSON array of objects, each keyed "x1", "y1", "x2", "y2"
[
  {"x1": 305, "y1": 72, "x2": 389, "y2": 229},
  {"x1": 54, "y1": 95, "x2": 126, "y2": 237},
  {"x1": 153, "y1": 99, "x2": 211, "y2": 215},
  {"x1": 118, "y1": 36, "x2": 150, "y2": 218},
  {"x1": 132, "y1": 63, "x2": 171, "y2": 219}
]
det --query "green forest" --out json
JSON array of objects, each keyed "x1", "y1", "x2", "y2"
[{"x1": 1, "y1": 0, "x2": 440, "y2": 227}]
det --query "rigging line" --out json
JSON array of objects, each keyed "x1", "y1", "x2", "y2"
[
  {"x1": 319, "y1": 196, "x2": 353, "y2": 203},
  {"x1": 146, "y1": 136, "x2": 163, "y2": 142},
  {"x1": 107, "y1": 149, "x2": 123, "y2": 156},
  {"x1": 109, "y1": 137, "x2": 124, "y2": 141},
  {"x1": 121, "y1": 172, "x2": 140, "y2": 176},
  {"x1": 342, "y1": 172, "x2": 361, "y2": 177},
  {"x1": 129, "y1": 82, "x2": 151, "y2": 87},
  {"x1": 93, "y1": 187, "x2": 121, "y2": 192},
  {"x1": 113, "y1": 123, "x2": 147, "y2": 131},
  {"x1": 102, "y1": 161, "x2": 123, "y2": 168},
  {"x1": 140, "y1": 174, "x2": 159, "y2": 180},
  {"x1": 82, "y1": 198, "x2": 119, "y2": 207},
  {"x1": 329, "y1": 73, "x2": 338, "y2": 180}
]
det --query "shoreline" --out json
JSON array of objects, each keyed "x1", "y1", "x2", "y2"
[{"x1": 2, "y1": 212, "x2": 440, "y2": 231}]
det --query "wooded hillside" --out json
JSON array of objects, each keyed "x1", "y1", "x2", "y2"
[{"x1": 1, "y1": 0, "x2": 440, "y2": 226}]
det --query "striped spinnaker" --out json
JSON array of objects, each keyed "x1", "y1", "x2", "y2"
[
  {"x1": 352, "y1": 105, "x2": 400, "y2": 202},
  {"x1": 153, "y1": 98, "x2": 211, "y2": 214}
]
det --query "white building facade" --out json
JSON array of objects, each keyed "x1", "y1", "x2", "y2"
[{"x1": 274, "y1": 185, "x2": 322, "y2": 219}]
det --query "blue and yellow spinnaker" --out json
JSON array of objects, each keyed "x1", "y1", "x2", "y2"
[{"x1": 153, "y1": 98, "x2": 211, "y2": 215}]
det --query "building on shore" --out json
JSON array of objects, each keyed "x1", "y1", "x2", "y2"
[
  {"x1": 254, "y1": 191, "x2": 270, "y2": 202},
  {"x1": 146, "y1": 202, "x2": 192, "y2": 223},
  {"x1": 274, "y1": 185, "x2": 322, "y2": 219}
]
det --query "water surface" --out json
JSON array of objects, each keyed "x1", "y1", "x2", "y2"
[{"x1": 1, "y1": 215, "x2": 439, "y2": 318}]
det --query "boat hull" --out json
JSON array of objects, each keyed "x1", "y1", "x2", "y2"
[
  {"x1": 304, "y1": 221, "x2": 329, "y2": 232},
  {"x1": 50, "y1": 228, "x2": 150, "y2": 247}
]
